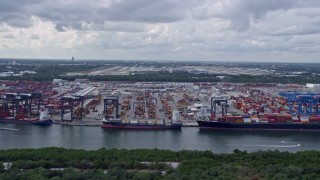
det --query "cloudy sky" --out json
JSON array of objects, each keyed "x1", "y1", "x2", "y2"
[{"x1": 1, "y1": 0, "x2": 320, "y2": 62}]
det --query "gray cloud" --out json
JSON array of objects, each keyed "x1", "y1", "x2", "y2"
[
  {"x1": 30, "y1": 34, "x2": 40, "y2": 39},
  {"x1": 30, "y1": 0, "x2": 195, "y2": 32},
  {"x1": 2, "y1": 34, "x2": 15, "y2": 39},
  {"x1": 0, "y1": 0, "x2": 198, "y2": 31},
  {"x1": 98, "y1": 0, "x2": 191, "y2": 23},
  {"x1": 0, "y1": 0, "x2": 317, "y2": 32},
  {"x1": 0, "y1": 1, "x2": 316, "y2": 26},
  {"x1": 193, "y1": 0, "x2": 320, "y2": 32},
  {"x1": 197, "y1": 0, "x2": 296, "y2": 31},
  {"x1": 0, "y1": 0, "x2": 41, "y2": 12},
  {"x1": 252, "y1": 7, "x2": 320, "y2": 36},
  {"x1": 0, "y1": 0, "x2": 320, "y2": 61},
  {"x1": 0, "y1": 0, "x2": 41, "y2": 27},
  {"x1": 55, "y1": 22, "x2": 84, "y2": 32}
]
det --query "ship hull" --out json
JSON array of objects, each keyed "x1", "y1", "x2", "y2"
[
  {"x1": 101, "y1": 122, "x2": 182, "y2": 130},
  {"x1": 197, "y1": 121, "x2": 320, "y2": 131},
  {"x1": 0, "y1": 119, "x2": 53, "y2": 125}
]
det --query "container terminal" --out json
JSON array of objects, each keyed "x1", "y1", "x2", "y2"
[{"x1": 0, "y1": 80, "x2": 320, "y2": 129}]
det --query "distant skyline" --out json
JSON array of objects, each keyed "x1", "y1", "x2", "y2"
[{"x1": 1, "y1": 0, "x2": 320, "y2": 62}]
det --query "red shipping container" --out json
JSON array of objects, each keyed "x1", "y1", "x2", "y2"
[
  {"x1": 309, "y1": 117, "x2": 320, "y2": 122},
  {"x1": 226, "y1": 116, "x2": 236, "y2": 122}
]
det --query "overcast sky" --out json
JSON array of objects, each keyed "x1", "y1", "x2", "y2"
[{"x1": 1, "y1": 0, "x2": 320, "y2": 62}]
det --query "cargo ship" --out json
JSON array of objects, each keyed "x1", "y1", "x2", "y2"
[
  {"x1": 101, "y1": 118, "x2": 182, "y2": 130},
  {"x1": 197, "y1": 114, "x2": 320, "y2": 131},
  {"x1": 0, "y1": 109, "x2": 53, "y2": 125}
]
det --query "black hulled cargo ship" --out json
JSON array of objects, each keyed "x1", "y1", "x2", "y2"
[
  {"x1": 197, "y1": 120, "x2": 320, "y2": 131},
  {"x1": 101, "y1": 119, "x2": 182, "y2": 130},
  {"x1": 0, "y1": 118, "x2": 52, "y2": 125},
  {"x1": 0, "y1": 93, "x2": 53, "y2": 125},
  {"x1": 102, "y1": 95, "x2": 182, "y2": 130},
  {"x1": 0, "y1": 108, "x2": 52, "y2": 125},
  {"x1": 197, "y1": 114, "x2": 320, "y2": 131}
]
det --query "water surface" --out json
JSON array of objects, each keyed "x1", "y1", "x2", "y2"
[{"x1": 1, "y1": 123, "x2": 319, "y2": 153}]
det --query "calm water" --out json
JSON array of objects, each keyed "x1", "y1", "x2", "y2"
[{"x1": 1, "y1": 123, "x2": 320, "y2": 153}]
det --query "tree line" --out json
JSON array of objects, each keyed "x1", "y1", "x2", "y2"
[{"x1": 1, "y1": 148, "x2": 320, "y2": 179}]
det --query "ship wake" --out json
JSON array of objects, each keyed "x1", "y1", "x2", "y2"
[{"x1": 229, "y1": 142, "x2": 301, "y2": 148}]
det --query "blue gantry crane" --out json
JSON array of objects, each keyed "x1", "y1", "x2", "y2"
[{"x1": 279, "y1": 91, "x2": 320, "y2": 115}]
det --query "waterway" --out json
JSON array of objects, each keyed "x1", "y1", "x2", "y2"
[{"x1": 1, "y1": 123, "x2": 320, "y2": 153}]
